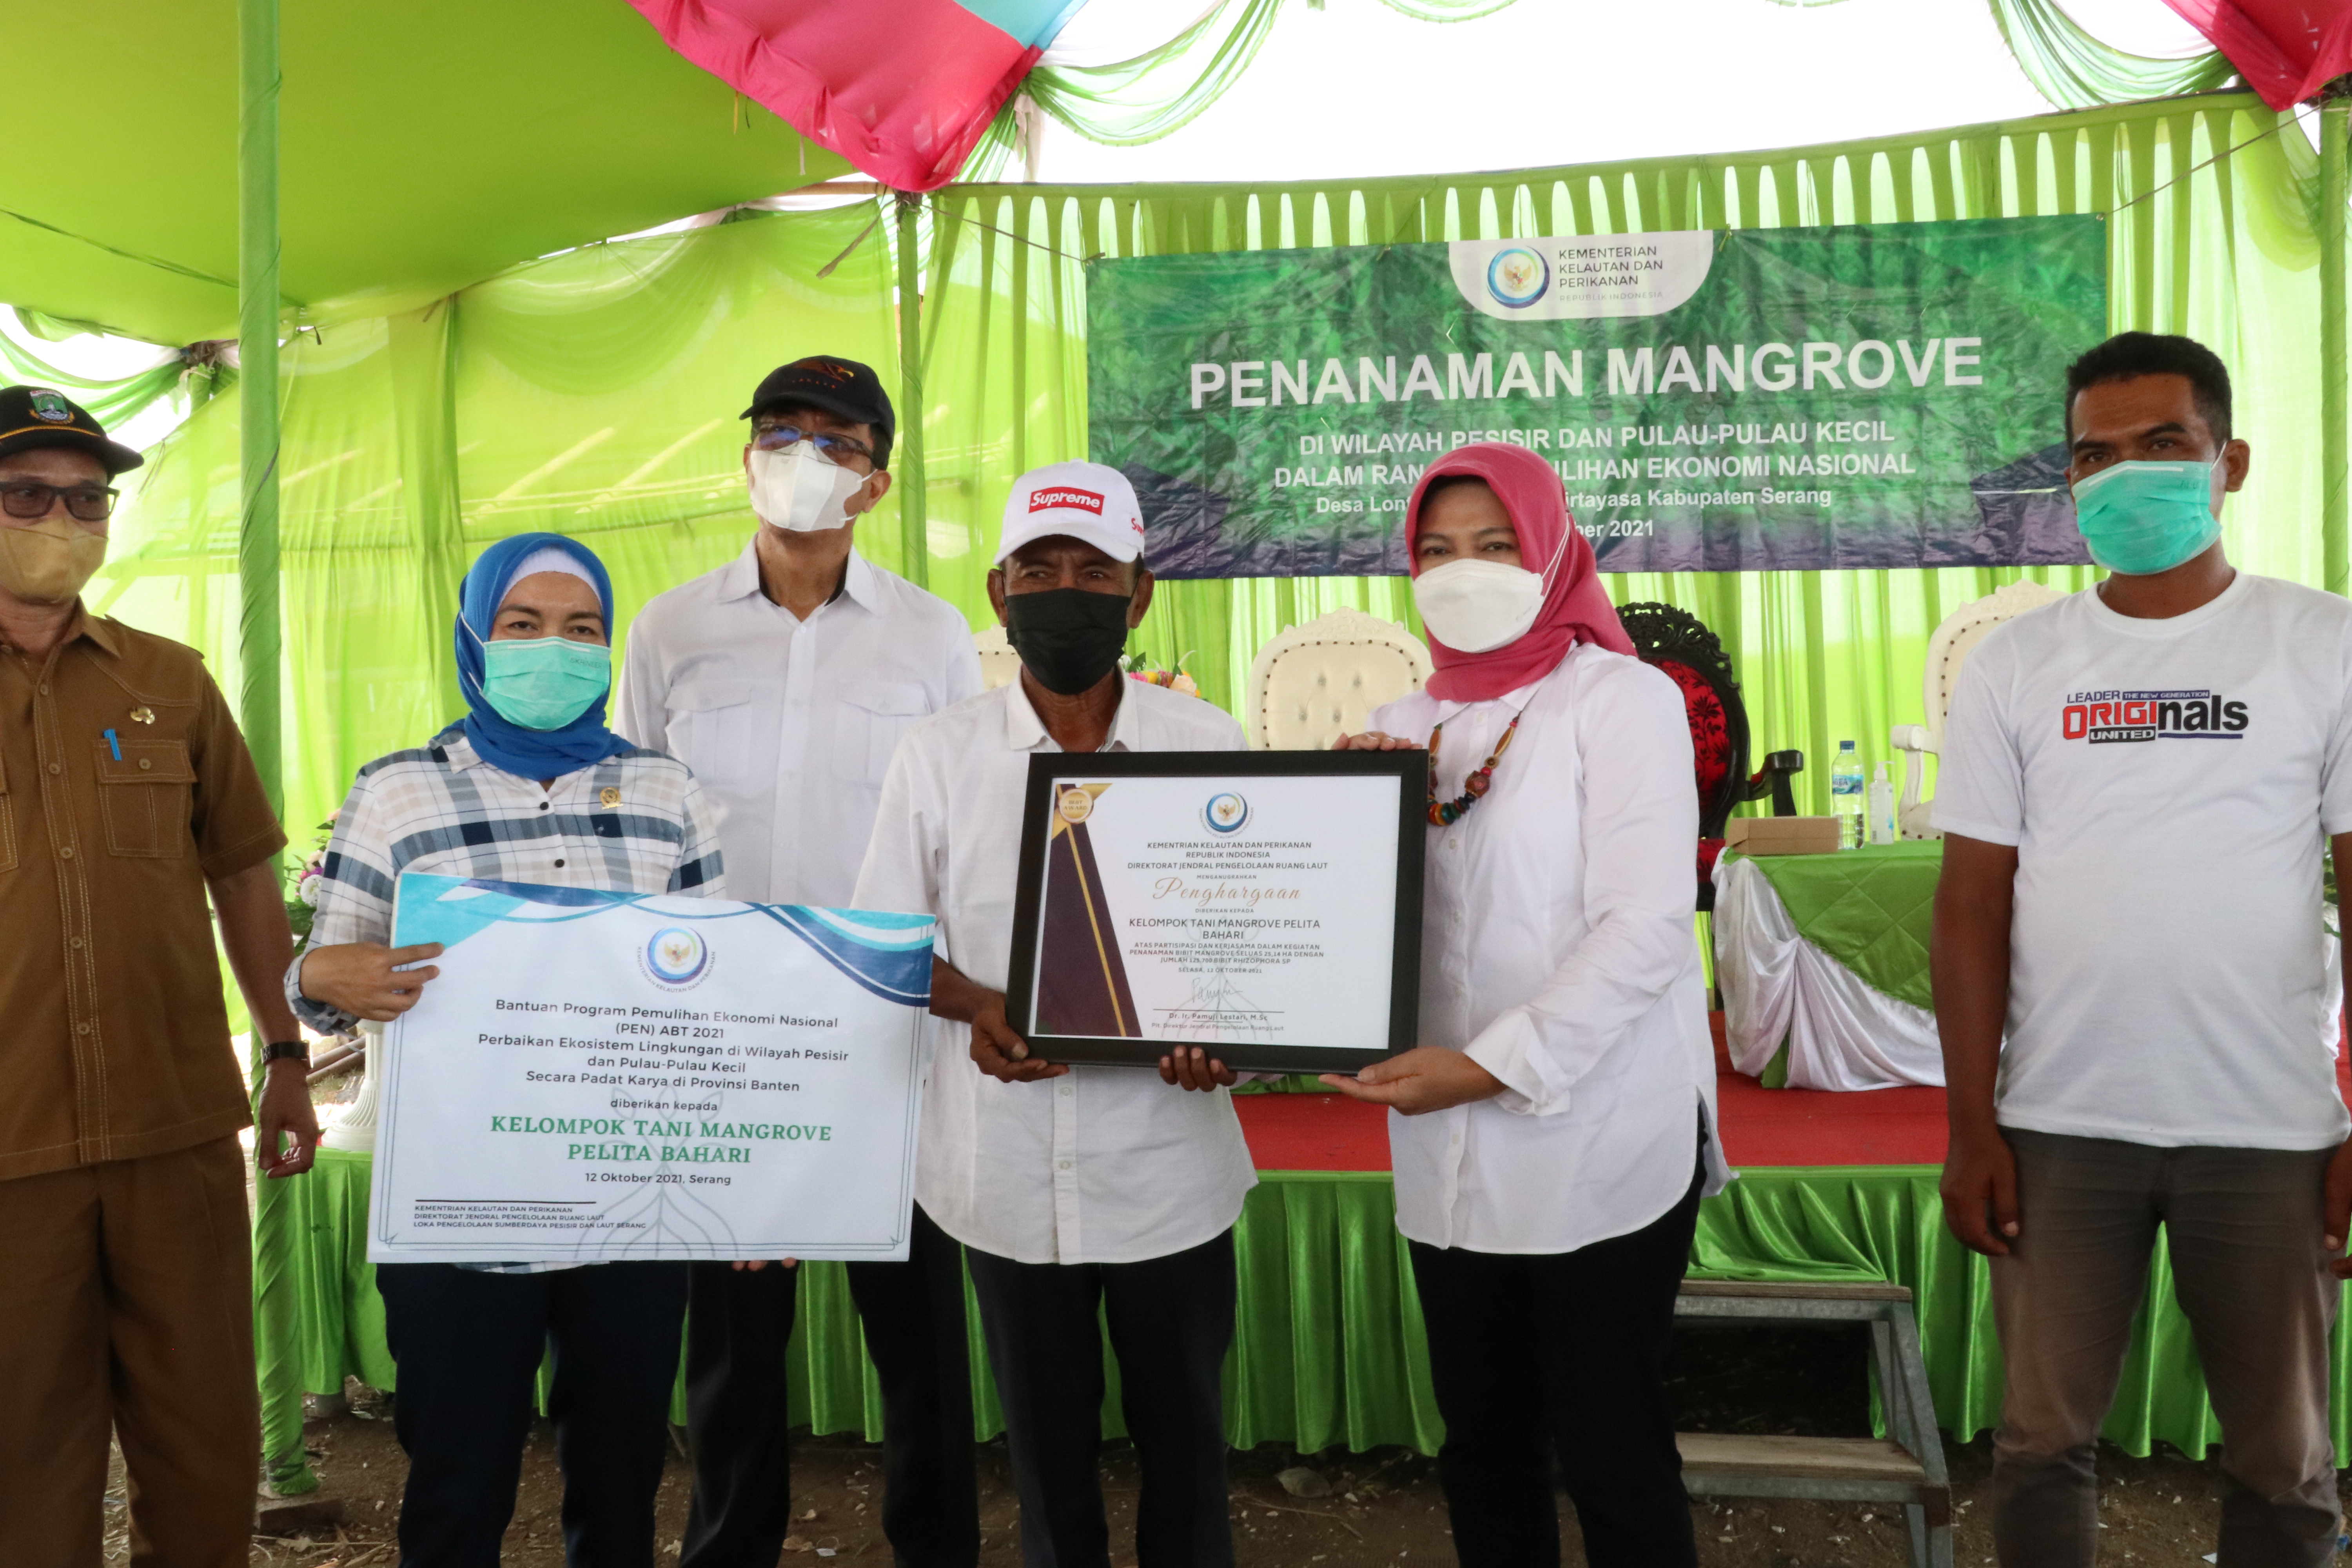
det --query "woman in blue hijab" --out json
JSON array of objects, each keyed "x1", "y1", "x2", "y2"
[{"x1": 286, "y1": 532, "x2": 725, "y2": 1564}]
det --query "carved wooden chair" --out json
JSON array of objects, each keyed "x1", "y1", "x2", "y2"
[{"x1": 1618, "y1": 602, "x2": 1804, "y2": 912}]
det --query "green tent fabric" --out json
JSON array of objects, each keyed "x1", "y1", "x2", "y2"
[
  {"x1": 0, "y1": 1, "x2": 850, "y2": 346},
  {"x1": 269, "y1": 1154, "x2": 2352, "y2": 1461},
  {"x1": 93, "y1": 89, "x2": 2346, "y2": 873},
  {"x1": 1726, "y1": 842, "x2": 1945, "y2": 1010},
  {"x1": 1987, "y1": 0, "x2": 2238, "y2": 110}
]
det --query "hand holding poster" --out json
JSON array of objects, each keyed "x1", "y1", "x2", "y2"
[
  {"x1": 369, "y1": 875, "x2": 935, "y2": 1265},
  {"x1": 1087, "y1": 216, "x2": 2109, "y2": 575}
]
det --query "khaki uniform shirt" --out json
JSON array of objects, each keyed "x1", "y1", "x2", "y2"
[{"x1": 0, "y1": 607, "x2": 286, "y2": 1181}]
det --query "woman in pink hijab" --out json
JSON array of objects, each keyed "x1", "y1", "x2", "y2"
[{"x1": 1327, "y1": 442, "x2": 1724, "y2": 1568}]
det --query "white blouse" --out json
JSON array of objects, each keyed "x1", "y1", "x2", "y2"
[{"x1": 1369, "y1": 641, "x2": 1731, "y2": 1255}]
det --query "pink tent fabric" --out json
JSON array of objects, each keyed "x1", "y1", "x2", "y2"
[
  {"x1": 626, "y1": 0, "x2": 1083, "y2": 191},
  {"x1": 2160, "y1": 0, "x2": 2352, "y2": 109}
]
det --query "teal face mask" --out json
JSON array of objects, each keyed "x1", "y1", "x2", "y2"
[
  {"x1": 2069, "y1": 457, "x2": 2224, "y2": 576},
  {"x1": 479, "y1": 636, "x2": 611, "y2": 730}
]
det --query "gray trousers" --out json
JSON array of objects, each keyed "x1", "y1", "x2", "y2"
[{"x1": 1990, "y1": 1128, "x2": 2343, "y2": 1568}]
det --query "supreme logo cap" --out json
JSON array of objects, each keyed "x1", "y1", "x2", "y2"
[{"x1": 996, "y1": 460, "x2": 1147, "y2": 565}]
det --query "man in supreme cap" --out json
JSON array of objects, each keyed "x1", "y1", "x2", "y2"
[{"x1": 853, "y1": 460, "x2": 1255, "y2": 1568}]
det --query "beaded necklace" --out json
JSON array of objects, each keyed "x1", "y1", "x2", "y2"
[{"x1": 1426, "y1": 711, "x2": 1523, "y2": 826}]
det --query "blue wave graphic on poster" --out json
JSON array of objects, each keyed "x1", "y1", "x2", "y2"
[
  {"x1": 392, "y1": 875, "x2": 635, "y2": 949},
  {"x1": 760, "y1": 905, "x2": 936, "y2": 1008}
]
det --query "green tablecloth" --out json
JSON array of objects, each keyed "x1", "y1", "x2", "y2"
[
  {"x1": 1726, "y1": 840, "x2": 1945, "y2": 1011},
  {"x1": 259, "y1": 1147, "x2": 2352, "y2": 1485}
]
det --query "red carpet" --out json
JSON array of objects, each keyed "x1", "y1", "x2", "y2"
[
  {"x1": 1234, "y1": 1013, "x2": 1952, "y2": 1172},
  {"x1": 1236, "y1": 1013, "x2": 2352, "y2": 1173},
  {"x1": 1234, "y1": 1076, "x2": 1949, "y2": 1172}
]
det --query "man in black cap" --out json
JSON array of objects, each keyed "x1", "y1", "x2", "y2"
[
  {"x1": 0, "y1": 386, "x2": 318, "y2": 1561},
  {"x1": 615, "y1": 359, "x2": 983, "y2": 1568}
]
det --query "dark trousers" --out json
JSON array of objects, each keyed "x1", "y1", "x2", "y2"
[
  {"x1": 376, "y1": 1259, "x2": 690, "y2": 1568},
  {"x1": 1989, "y1": 1130, "x2": 2341, "y2": 1568},
  {"x1": 682, "y1": 1204, "x2": 980, "y2": 1568},
  {"x1": 1409, "y1": 1152, "x2": 1708, "y2": 1568},
  {"x1": 966, "y1": 1230, "x2": 1238, "y2": 1568}
]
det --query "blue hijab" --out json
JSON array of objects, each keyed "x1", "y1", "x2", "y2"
[{"x1": 454, "y1": 532, "x2": 635, "y2": 780}]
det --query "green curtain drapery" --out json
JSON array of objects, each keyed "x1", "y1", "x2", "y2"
[
  {"x1": 98, "y1": 91, "x2": 2343, "y2": 842},
  {"x1": 1987, "y1": 0, "x2": 2237, "y2": 110},
  {"x1": 916, "y1": 90, "x2": 2336, "y2": 814},
  {"x1": 0, "y1": 324, "x2": 195, "y2": 434},
  {"x1": 957, "y1": 0, "x2": 1524, "y2": 182},
  {"x1": 267, "y1": 1154, "x2": 2352, "y2": 1460}
]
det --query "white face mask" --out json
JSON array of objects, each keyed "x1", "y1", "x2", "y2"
[
  {"x1": 1412, "y1": 517, "x2": 1571, "y2": 654},
  {"x1": 748, "y1": 444, "x2": 871, "y2": 533}
]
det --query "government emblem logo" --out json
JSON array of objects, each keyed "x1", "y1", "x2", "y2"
[
  {"x1": 27, "y1": 389, "x2": 73, "y2": 423},
  {"x1": 641, "y1": 926, "x2": 712, "y2": 989},
  {"x1": 1485, "y1": 247, "x2": 1548, "y2": 310},
  {"x1": 1203, "y1": 791, "x2": 1249, "y2": 834}
]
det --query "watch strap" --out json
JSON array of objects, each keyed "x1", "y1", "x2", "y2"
[{"x1": 261, "y1": 1039, "x2": 311, "y2": 1068}]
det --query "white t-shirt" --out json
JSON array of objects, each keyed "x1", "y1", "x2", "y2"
[{"x1": 1935, "y1": 572, "x2": 2352, "y2": 1150}]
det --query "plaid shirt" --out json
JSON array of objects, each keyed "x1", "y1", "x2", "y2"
[{"x1": 287, "y1": 724, "x2": 724, "y2": 1273}]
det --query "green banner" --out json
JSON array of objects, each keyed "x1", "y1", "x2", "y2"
[{"x1": 1087, "y1": 216, "x2": 2109, "y2": 576}]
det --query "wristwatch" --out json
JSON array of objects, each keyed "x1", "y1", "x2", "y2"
[{"x1": 261, "y1": 1040, "x2": 311, "y2": 1069}]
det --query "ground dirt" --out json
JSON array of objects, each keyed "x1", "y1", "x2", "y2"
[{"x1": 102, "y1": 1315, "x2": 2294, "y2": 1566}]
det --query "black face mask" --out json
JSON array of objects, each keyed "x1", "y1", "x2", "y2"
[{"x1": 1003, "y1": 587, "x2": 1133, "y2": 696}]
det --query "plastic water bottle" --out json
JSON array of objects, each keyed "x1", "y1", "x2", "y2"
[
  {"x1": 1831, "y1": 740, "x2": 1865, "y2": 849},
  {"x1": 1867, "y1": 762, "x2": 1898, "y2": 845}
]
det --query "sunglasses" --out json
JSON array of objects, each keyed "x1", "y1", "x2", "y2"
[
  {"x1": 751, "y1": 423, "x2": 873, "y2": 465},
  {"x1": 0, "y1": 481, "x2": 117, "y2": 523}
]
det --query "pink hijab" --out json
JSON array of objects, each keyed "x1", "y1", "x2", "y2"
[{"x1": 1405, "y1": 441, "x2": 1634, "y2": 702}]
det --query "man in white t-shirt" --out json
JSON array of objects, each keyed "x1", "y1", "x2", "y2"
[{"x1": 1933, "y1": 331, "x2": 2352, "y2": 1568}]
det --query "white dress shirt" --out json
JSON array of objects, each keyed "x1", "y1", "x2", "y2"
[
  {"x1": 1369, "y1": 642, "x2": 1730, "y2": 1255},
  {"x1": 853, "y1": 676, "x2": 1260, "y2": 1265},
  {"x1": 614, "y1": 540, "x2": 983, "y2": 907}
]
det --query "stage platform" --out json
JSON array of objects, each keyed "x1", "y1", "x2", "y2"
[{"x1": 259, "y1": 1021, "x2": 2348, "y2": 1481}]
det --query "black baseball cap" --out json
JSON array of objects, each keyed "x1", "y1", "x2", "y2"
[
  {"x1": 740, "y1": 357, "x2": 895, "y2": 465},
  {"x1": 0, "y1": 385, "x2": 143, "y2": 475}
]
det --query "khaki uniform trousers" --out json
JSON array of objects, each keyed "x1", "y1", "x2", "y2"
[{"x1": 0, "y1": 1138, "x2": 258, "y2": 1568}]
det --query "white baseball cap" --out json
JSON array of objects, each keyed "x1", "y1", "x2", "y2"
[{"x1": 993, "y1": 460, "x2": 1149, "y2": 566}]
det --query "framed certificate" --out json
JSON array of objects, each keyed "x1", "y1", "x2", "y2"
[{"x1": 1004, "y1": 750, "x2": 1424, "y2": 1072}]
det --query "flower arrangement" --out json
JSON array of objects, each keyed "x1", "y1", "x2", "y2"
[
  {"x1": 283, "y1": 815, "x2": 336, "y2": 941},
  {"x1": 1123, "y1": 650, "x2": 1201, "y2": 698}
]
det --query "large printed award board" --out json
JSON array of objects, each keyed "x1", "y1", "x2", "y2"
[
  {"x1": 1004, "y1": 750, "x2": 1424, "y2": 1072},
  {"x1": 370, "y1": 873, "x2": 934, "y2": 1264}
]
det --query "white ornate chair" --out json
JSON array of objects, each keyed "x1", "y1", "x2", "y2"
[
  {"x1": 1890, "y1": 579, "x2": 2069, "y2": 838},
  {"x1": 1247, "y1": 608, "x2": 1434, "y2": 751},
  {"x1": 973, "y1": 624, "x2": 1021, "y2": 691}
]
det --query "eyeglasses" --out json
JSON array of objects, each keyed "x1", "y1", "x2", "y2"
[
  {"x1": 0, "y1": 481, "x2": 117, "y2": 523},
  {"x1": 751, "y1": 423, "x2": 873, "y2": 465}
]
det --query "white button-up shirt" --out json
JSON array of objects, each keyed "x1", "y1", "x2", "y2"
[
  {"x1": 1369, "y1": 643, "x2": 1729, "y2": 1255},
  {"x1": 853, "y1": 676, "x2": 1259, "y2": 1265},
  {"x1": 613, "y1": 541, "x2": 982, "y2": 907}
]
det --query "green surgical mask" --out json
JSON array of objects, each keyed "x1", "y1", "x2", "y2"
[
  {"x1": 480, "y1": 636, "x2": 611, "y2": 730},
  {"x1": 2069, "y1": 457, "x2": 2225, "y2": 576}
]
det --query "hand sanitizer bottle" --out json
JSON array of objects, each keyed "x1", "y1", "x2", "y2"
[{"x1": 1867, "y1": 762, "x2": 1898, "y2": 845}]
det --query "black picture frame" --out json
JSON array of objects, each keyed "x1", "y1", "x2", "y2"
[{"x1": 1004, "y1": 749, "x2": 1425, "y2": 1073}]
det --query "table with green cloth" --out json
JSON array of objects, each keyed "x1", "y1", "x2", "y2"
[{"x1": 1714, "y1": 840, "x2": 1947, "y2": 1091}]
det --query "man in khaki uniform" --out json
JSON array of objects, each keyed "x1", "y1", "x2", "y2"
[{"x1": 0, "y1": 385, "x2": 319, "y2": 1565}]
